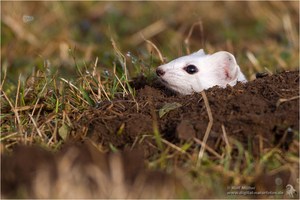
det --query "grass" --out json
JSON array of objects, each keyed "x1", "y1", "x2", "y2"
[{"x1": 1, "y1": 1, "x2": 299, "y2": 198}]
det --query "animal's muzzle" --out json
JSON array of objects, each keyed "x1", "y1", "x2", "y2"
[{"x1": 156, "y1": 68, "x2": 165, "y2": 77}]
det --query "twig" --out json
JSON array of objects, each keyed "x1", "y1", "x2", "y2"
[
  {"x1": 184, "y1": 21, "x2": 204, "y2": 54},
  {"x1": 276, "y1": 96, "x2": 299, "y2": 107},
  {"x1": 148, "y1": 94, "x2": 163, "y2": 150},
  {"x1": 193, "y1": 138, "x2": 221, "y2": 159},
  {"x1": 99, "y1": 80, "x2": 111, "y2": 101},
  {"x1": 111, "y1": 38, "x2": 129, "y2": 81},
  {"x1": 31, "y1": 80, "x2": 50, "y2": 116},
  {"x1": 1, "y1": 90, "x2": 23, "y2": 133},
  {"x1": 15, "y1": 75, "x2": 21, "y2": 109},
  {"x1": 161, "y1": 138, "x2": 187, "y2": 155},
  {"x1": 141, "y1": 34, "x2": 164, "y2": 63},
  {"x1": 14, "y1": 104, "x2": 44, "y2": 112},
  {"x1": 60, "y1": 78, "x2": 80, "y2": 92},
  {"x1": 221, "y1": 124, "x2": 232, "y2": 153},
  {"x1": 197, "y1": 90, "x2": 214, "y2": 166},
  {"x1": 258, "y1": 134, "x2": 264, "y2": 155},
  {"x1": 60, "y1": 78, "x2": 90, "y2": 105},
  {"x1": 246, "y1": 51, "x2": 262, "y2": 72},
  {"x1": 92, "y1": 57, "x2": 103, "y2": 101},
  {"x1": 93, "y1": 57, "x2": 98, "y2": 77},
  {"x1": 0, "y1": 132, "x2": 19, "y2": 142},
  {"x1": 113, "y1": 63, "x2": 128, "y2": 96},
  {"x1": 28, "y1": 113, "x2": 44, "y2": 140}
]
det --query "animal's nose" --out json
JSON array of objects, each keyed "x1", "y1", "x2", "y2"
[{"x1": 156, "y1": 68, "x2": 165, "y2": 77}]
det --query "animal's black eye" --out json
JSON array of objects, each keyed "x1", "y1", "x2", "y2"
[{"x1": 184, "y1": 65, "x2": 199, "y2": 74}]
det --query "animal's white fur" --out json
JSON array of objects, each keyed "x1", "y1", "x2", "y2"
[{"x1": 156, "y1": 49, "x2": 247, "y2": 95}]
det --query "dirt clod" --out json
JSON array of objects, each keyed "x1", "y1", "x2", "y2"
[{"x1": 176, "y1": 120, "x2": 197, "y2": 140}]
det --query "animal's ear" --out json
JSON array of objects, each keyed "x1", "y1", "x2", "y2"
[
  {"x1": 210, "y1": 51, "x2": 239, "y2": 80},
  {"x1": 192, "y1": 49, "x2": 206, "y2": 57}
]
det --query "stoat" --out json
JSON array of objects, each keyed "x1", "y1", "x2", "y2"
[{"x1": 156, "y1": 49, "x2": 247, "y2": 95}]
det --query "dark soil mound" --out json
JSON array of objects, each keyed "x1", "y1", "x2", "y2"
[{"x1": 75, "y1": 71, "x2": 299, "y2": 157}]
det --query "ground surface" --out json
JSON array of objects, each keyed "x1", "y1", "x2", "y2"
[
  {"x1": 2, "y1": 70, "x2": 299, "y2": 199},
  {"x1": 78, "y1": 71, "x2": 299, "y2": 156}
]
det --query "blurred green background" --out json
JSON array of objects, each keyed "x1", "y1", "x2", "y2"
[{"x1": 1, "y1": 1, "x2": 299, "y2": 83}]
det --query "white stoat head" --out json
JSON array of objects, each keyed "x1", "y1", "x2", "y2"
[{"x1": 156, "y1": 49, "x2": 247, "y2": 95}]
